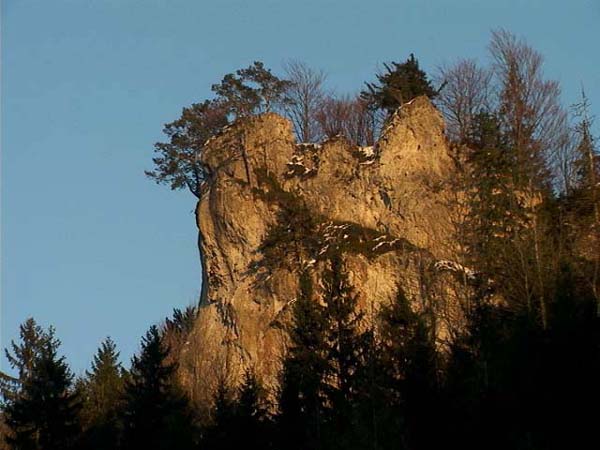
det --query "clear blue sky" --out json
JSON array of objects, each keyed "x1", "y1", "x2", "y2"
[{"x1": 2, "y1": 0, "x2": 599, "y2": 376}]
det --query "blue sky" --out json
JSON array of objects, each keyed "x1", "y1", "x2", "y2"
[{"x1": 2, "y1": 0, "x2": 599, "y2": 375}]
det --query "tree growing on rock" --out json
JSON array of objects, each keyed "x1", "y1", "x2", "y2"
[
  {"x1": 148, "y1": 62, "x2": 290, "y2": 198},
  {"x1": 212, "y1": 61, "x2": 292, "y2": 119},
  {"x1": 146, "y1": 99, "x2": 228, "y2": 198},
  {"x1": 361, "y1": 54, "x2": 438, "y2": 117}
]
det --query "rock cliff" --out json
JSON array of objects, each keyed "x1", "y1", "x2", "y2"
[{"x1": 178, "y1": 96, "x2": 471, "y2": 405}]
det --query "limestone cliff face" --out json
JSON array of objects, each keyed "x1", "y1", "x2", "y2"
[{"x1": 179, "y1": 97, "x2": 469, "y2": 404}]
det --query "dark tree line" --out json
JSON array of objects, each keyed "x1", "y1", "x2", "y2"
[
  {"x1": 4, "y1": 250, "x2": 600, "y2": 450},
  {"x1": 0, "y1": 309, "x2": 200, "y2": 450}
]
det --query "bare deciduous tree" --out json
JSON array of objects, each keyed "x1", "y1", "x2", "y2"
[
  {"x1": 435, "y1": 58, "x2": 493, "y2": 143},
  {"x1": 549, "y1": 124, "x2": 577, "y2": 195},
  {"x1": 315, "y1": 95, "x2": 378, "y2": 146},
  {"x1": 490, "y1": 29, "x2": 567, "y2": 188},
  {"x1": 283, "y1": 61, "x2": 327, "y2": 143},
  {"x1": 489, "y1": 29, "x2": 570, "y2": 329}
]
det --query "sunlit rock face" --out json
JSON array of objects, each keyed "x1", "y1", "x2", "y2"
[{"x1": 178, "y1": 97, "x2": 470, "y2": 406}]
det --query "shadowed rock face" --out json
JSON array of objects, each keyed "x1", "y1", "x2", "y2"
[{"x1": 178, "y1": 96, "x2": 469, "y2": 405}]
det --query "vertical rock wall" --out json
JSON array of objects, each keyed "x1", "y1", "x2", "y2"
[{"x1": 178, "y1": 97, "x2": 470, "y2": 405}]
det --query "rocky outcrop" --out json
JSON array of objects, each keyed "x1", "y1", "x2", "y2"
[{"x1": 178, "y1": 97, "x2": 470, "y2": 405}]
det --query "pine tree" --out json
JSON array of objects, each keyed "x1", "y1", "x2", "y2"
[
  {"x1": 361, "y1": 54, "x2": 438, "y2": 116},
  {"x1": 237, "y1": 61, "x2": 292, "y2": 113},
  {"x1": 146, "y1": 99, "x2": 229, "y2": 198},
  {"x1": 3, "y1": 324, "x2": 81, "y2": 450},
  {"x1": 79, "y1": 337, "x2": 124, "y2": 450},
  {"x1": 278, "y1": 270, "x2": 329, "y2": 450},
  {"x1": 120, "y1": 325, "x2": 195, "y2": 450},
  {"x1": 212, "y1": 61, "x2": 291, "y2": 119},
  {"x1": 487, "y1": 30, "x2": 567, "y2": 328}
]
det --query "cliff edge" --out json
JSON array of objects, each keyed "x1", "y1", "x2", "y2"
[{"x1": 178, "y1": 96, "x2": 470, "y2": 404}]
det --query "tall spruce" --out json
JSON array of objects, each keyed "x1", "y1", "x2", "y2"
[
  {"x1": 79, "y1": 337, "x2": 124, "y2": 450},
  {"x1": 278, "y1": 270, "x2": 329, "y2": 450},
  {"x1": 234, "y1": 369, "x2": 271, "y2": 450},
  {"x1": 206, "y1": 379, "x2": 237, "y2": 450},
  {"x1": 3, "y1": 322, "x2": 81, "y2": 450},
  {"x1": 572, "y1": 91, "x2": 599, "y2": 191},
  {"x1": 464, "y1": 112, "x2": 529, "y2": 300},
  {"x1": 206, "y1": 371, "x2": 271, "y2": 450},
  {"x1": 3, "y1": 319, "x2": 55, "y2": 403},
  {"x1": 120, "y1": 325, "x2": 195, "y2": 450},
  {"x1": 570, "y1": 91, "x2": 600, "y2": 310},
  {"x1": 321, "y1": 256, "x2": 363, "y2": 448},
  {"x1": 378, "y1": 288, "x2": 439, "y2": 450},
  {"x1": 351, "y1": 325, "x2": 399, "y2": 450}
]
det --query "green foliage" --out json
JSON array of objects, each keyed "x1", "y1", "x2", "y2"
[
  {"x1": 320, "y1": 256, "x2": 364, "y2": 449},
  {"x1": 464, "y1": 112, "x2": 526, "y2": 274},
  {"x1": 233, "y1": 369, "x2": 270, "y2": 449},
  {"x1": 148, "y1": 61, "x2": 290, "y2": 198},
  {"x1": 253, "y1": 168, "x2": 322, "y2": 271},
  {"x1": 207, "y1": 370, "x2": 271, "y2": 450},
  {"x1": 163, "y1": 306, "x2": 197, "y2": 337},
  {"x1": 322, "y1": 256, "x2": 363, "y2": 405},
  {"x1": 212, "y1": 72, "x2": 260, "y2": 118},
  {"x1": 120, "y1": 326, "x2": 196, "y2": 450},
  {"x1": 569, "y1": 91, "x2": 599, "y2": 218},
  {"x1": 3, "y1": 322, "x2": 81, "y2": 450},
  {"x1": 79, "y1": 337, "x2": 124, "y2": 450},
  {"x1": 278, "y1": 271, "x2": 329, "y2": 450},
  {"x1": 463, "y1": 110, "x2": 561, "y2": 320},
  {"x1": 5, "y1": 265, "x2": 600, "y2": 450},
  {"x1": 572, "y1": 105, "x2": 598, "y2": 190},
  {"x1": 206, "y1": 380, "x2": 236, "y2": 450},
  {"x1": 212, "y1": 61, "x2": 291, "y2": 119},
  {"x1": 361, "y1": 54, "x2": 438, "y2": 116},
  {"x1": 350, "y1": 326, "x2": 402, "y2": 450},
  {"x1": 146, "y1": 99, "x2": 228, "y2": 197},
  {"x1": 378, "y1": 288, "x2": 439, "y2": 450},
  {"x1": 4, "y1": 319, "x2": 56, "y2": 397}
]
